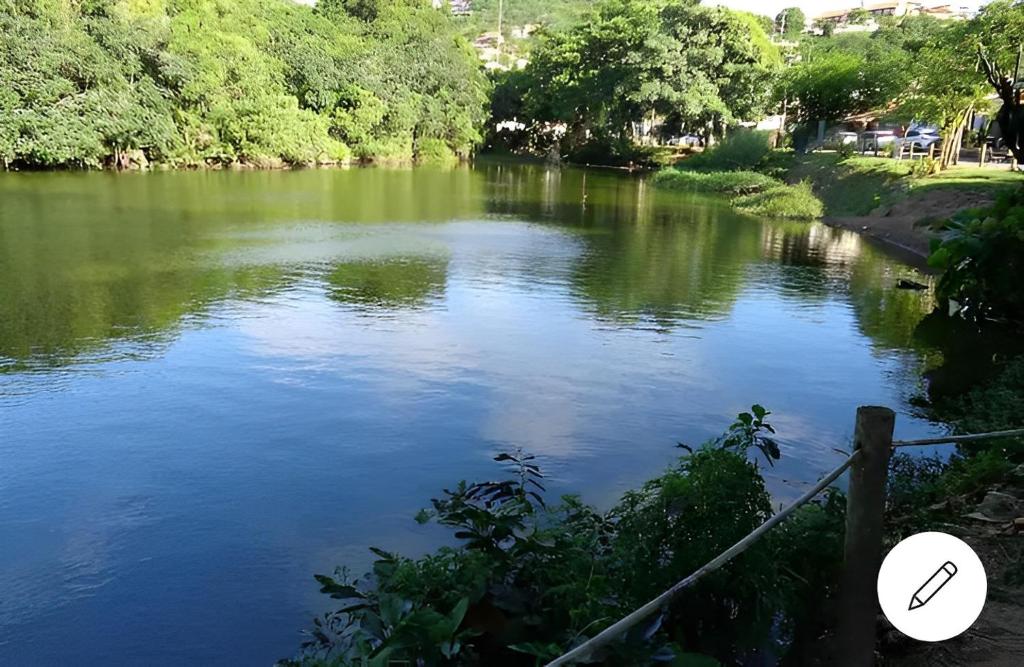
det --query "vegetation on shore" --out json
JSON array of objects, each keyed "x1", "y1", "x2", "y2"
[
  {"x1": 928, "y1": 186, "x2": 1024, "y2": 323},
  {"x1": 652, "y1": 132, "x2": 824, "y2": 219},
  {"x1": 0, "y1": 0, "x2": 488, "y2": 169},
  {"x1": 285, "y1": 360, "x2": 1024, "y2": 665},
  {"x1": 488, "y1": 0, "x2": 782, "y2": 165},
  {"x1": 282, "y1": 407, "x2": 848, "y2": 666}
]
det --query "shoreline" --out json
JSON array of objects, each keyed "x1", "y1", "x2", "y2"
[{"x1": 823, "y1": 215, "x2": 934, "y2": 271}]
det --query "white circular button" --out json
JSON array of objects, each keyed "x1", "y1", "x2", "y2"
[{"x1": 877, "y1": 531, "x2": 987, "y2": 642}]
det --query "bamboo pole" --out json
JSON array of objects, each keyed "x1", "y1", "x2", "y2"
[
  {"x1": 837, "y1": 406, "x2": 895, "y2": 667},
  {"x1": 893, "y1": 427, "x2": 1024, "y2": 447},
  {"x1": 545, "y1": 453, "x2": 860, "y2": 666}
]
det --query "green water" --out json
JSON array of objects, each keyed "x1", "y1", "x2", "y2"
[{"x1": 0, "y1": 163, "x2": 943, "y2": 664}]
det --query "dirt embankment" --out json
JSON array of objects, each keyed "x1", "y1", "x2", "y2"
[
  {"x1": 883, "y1": 470, "x2": 1024, "y2": 666},
  {"x1": 824, "y1": 189, "x2": 999, "y2": 268}
]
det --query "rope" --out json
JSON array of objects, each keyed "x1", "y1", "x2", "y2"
[
  {"x1": 545, "y1": 450, "x2": 861, "y2": 667},
  {"x1": 892, "y1": 428, "x2": 1024, "y2": 448}
]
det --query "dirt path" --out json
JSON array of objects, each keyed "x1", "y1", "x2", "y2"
[
  {"x1": 823, "y1": 189, "x2": 1000, "y2": 268},
  {"x1": 882, "y1": 469, "x2": 1024, "y2": 665},
  {"x1": 882, "y1": 523, "x2": 1024, "y2": 665}
]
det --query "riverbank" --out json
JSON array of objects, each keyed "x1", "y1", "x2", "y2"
[
  {"x1": 884, "y1": 354, "x2": 1024, "y2": 664},
  {"x1": 654, "y1": 147, "x2": 1021, "y2": 267},
  {"x1": 792, "y1": 156, "x2": 1022, "y2": 266},
  {"x1": 821, "y1": 187, "x2": 996, "y2": 267}
]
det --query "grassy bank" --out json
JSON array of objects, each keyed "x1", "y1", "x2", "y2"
[
  {"x1": 651, "y1": 133, "x2": 824, "y2": 220},
  {"x1": 652, "y1": 169, "x2": 824, "y2": 219},
  {"x1": 786, "y1": 153, "x2": 1023, "y2": 217}
]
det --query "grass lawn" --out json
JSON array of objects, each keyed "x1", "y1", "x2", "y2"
[
  {"x1": 786, "y1": 153, "x2": 915, "y2": 216},
  {"x1": 910, "y1": 166, "x2": 1023, "y2": 196},
  {"x1": 788, "y1": 153, "x2": 1023, "y2": 217}
]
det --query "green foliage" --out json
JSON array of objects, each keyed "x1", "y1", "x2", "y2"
[
  {"x1": 774, "y1": 7, "x2": 805, "y2": 39},
  {"x1": 785, "y1": 153, "x2": 915, "y2": 216},
  {"x1": 288, "y1": 407, "x2": 849, "y2": 665},
  {"x1": 0, "y1": 0, "x2": 487, "y2": 168},
  {"x1": 463, "y1": 0, "x2": 596, "y2": 35},
  {"x1": 653, "y1": 137, "x2": 824, "y2": 220},
  {"x1": 495, "y1": 0, "x2": 781, "y2": 159},
  {"x1": 416, "y1": 138, "x2": 459, "y2": 166},
  {"x1": 785, "y1": 33, "x2": 913, "y2": 123},
  {"x1": 846, "y1": 8, "x2": 870, "y2": 25},
  {"x1": 733, "y1": 180, "x2": 824, "y2": 220},
  {"x1": 928, "y1": 186, "x2": 1024, "y2": 323},
  {"x1": 886, "y1": 353, "x2": 1024, "y2": 537},
  {"x1": 651, "y1": 169, "x2": 778, "y2": 195},
  {"x1": 937, "y1": 355, "x2": 1024, "y2": 460},
  {"x1": 682, "y1": 131, "x2": 775, "y2": 172},
  {"x1": 769, "y1": 488, "x2": 846, "y2": 654}
]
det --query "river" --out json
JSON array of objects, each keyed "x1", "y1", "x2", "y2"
[{"x1": 0, "y1": 163, "x2": 945, "y2": 664}]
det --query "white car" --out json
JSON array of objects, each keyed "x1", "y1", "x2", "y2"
[{"x1": 899, "y1": 128, "x2": 942, "y2": 150}]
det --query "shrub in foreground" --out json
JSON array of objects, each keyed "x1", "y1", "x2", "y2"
[{"x1": 281, "y1": 407, "x2": 847, "y2": 666}]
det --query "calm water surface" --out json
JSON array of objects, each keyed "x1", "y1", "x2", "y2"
[{"x1": 1, "y1": 164, "x2": 944, "y2": 664}]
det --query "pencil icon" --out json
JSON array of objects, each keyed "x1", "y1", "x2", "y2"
[{"x1": 909, "y1": 561, "x2": 958, "y2": 610}]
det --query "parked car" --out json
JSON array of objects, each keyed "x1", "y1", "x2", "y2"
[
  {"x1": 899, "y1": 128, "x2": 942, "y2": 150},
  {"x1": 859, "y1": 130, "x2": 896, "y2": 152}
]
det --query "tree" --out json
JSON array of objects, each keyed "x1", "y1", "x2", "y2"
[
  {"x1": 0, "y1": 0, "x2": 488, "y2": 168},
  {"x1": 974, "y1": 1, "x2": 1024, "y2": 164},
  {"x1": 775, "y1": 7, "x2": 805, "y2": 40},
  {"x1": 785, "y1": 33, "x2": 911, "y2": 124},
  {"x1": 507, "y1": 0, "x2": 780, "y2": 157},
  {"x1": 899, "y1": 1, "x2": 1024, "y2": 169},
  {"x1": 847, "y1": 8, "x2": 870, "y2": 25}
]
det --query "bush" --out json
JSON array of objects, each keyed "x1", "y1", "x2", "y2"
[
  {"x1": 682, "y1": 131, "x2": 775, "y2": 172},
  {"x1": 415, "y1": 138, "x2": 458, "y2": 166},
  {"x1": 936, "y1": 355, "x2": 1024, "y2": 460},
  {"x1": 651, "y1": 169, "x2": 778, "y2": 195},
  {"x1": 733, "y1": 181, "x2": 825, "y2": 219},
  {"x1": 283, "y1": 407, "x2": 848, "y2": 666},
  {"x1": 928, "y1": 186, "x2": 1024, "y2": 323}
]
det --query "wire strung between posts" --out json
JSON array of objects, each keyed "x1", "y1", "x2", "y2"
[
  {"x1": 544, "y1": 450, "x2": 862, "y2": 667},
  {"x1": 892, "y1": 428, "x2": 1024, "y2": 448}
]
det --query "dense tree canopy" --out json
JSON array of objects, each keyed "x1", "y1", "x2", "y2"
[
  {"x1": 492, "y1": 0, "x2": 781, "y2": 158},
  {"x1": 0, "y1": 0, "x2": 489, "y2": 168}
]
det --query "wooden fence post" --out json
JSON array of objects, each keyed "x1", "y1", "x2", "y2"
[{"x1": 837, "y1": 406, "x2": 895, "y2": 666}]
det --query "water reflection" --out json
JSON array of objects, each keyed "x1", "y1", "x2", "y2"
[
  {"x1": 0, "y1": 164, "x2": 947, "y2": 665},
  {"x1": 326, "y1": 257, "x2": 449, "y2": 310},
  {"x1": 0, "y1": 166, "x2": 940, "y2": 372}
]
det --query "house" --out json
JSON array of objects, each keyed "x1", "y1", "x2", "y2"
[
  {"x1": 814, "y1": 1, "x2": 923, "y2": 32},
  {"x1": 814, "y1": 1, "x2": 971, "y2": 32}
]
